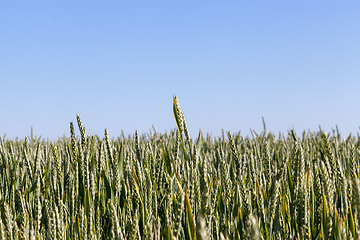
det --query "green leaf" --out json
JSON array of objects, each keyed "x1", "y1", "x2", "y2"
[
  {"x1": 84, "y1": 188, "x2": 91, "y2": 216},
  {"x1": 77, "y1": 215, "x2": 82, "y2": 240},
  {"x1": 217, "y1": 186, "x2": 225, "y2": 214},
  {"x1": 173, "y1": 165, "x2": 184, "y2": 195},
  {"x1": 118, "y1": 141, "x2": 124, "y2": 180},
  {"x1": 287, "y1": 162, "x2": 293, "y2": 196},
  {"x1": 349, "y1": 202, "x2": 355, "y2": 238},
  {"x1": 321, "y1": 192, "x2": 328, "y2": 238},
  {"x1": 131, "y1": 163, "x2": 144, "y2": 205},
  {"x1": 167, "y1": 212, "x2": 174, "y2": 240},
  {"x1": 101, "y1": 169, "x2": 114, "y2": 202},
  {"x1": 27, "y1": 178, "x2": 38, "y2": 194},
  {"x1": 333, "y1": 207, "x2": 341, "y2": 240},
  {"x1": 160, "y1": 139, "x2": 172, "y2": 176},
  {"x1": 185, "y1": 189, "x2": 196, "y2": 240}
]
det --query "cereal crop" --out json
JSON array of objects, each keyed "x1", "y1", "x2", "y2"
[{"x1": 0, "y1": 96, "x2": 359, "y2": 239}]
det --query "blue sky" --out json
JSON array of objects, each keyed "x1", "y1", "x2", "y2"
[{"x1": 1, "y1": 1, "x2": 360, "y2": 140}]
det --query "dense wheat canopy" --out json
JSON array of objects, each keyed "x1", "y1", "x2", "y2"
[{"x1": 0, "y1": 96, "x2": 360, "y2": 239}]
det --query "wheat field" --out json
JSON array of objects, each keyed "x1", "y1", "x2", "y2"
[{"x1": 0, "y1": 96, "x2": 359, "y2": 239}]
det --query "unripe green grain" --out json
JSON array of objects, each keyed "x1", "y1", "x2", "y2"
[{"x1": 76, "y1": 114, "x2": 87, "y2": 150}]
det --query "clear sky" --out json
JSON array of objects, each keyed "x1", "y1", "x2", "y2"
[{"x1": 1, "y1": 1, "x2": 360, "y2": 140}]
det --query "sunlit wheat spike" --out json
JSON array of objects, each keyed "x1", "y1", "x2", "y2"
[
  {"x1": 47, "y1": 200, "x2": 57, "y2": 240},
  {"x1": 51, "y1": 142, "x2": 62, "y2": 181},
  {"x1": 295, "y1": 140, "x2": 305, "y2": 195},
  {"x1": 80, "y1": 205, "x2": 87, "y2": 240},
  {"x1": 24, "y1": 135, "x2": 29, "y2": 154},
  {"x1": 263, "y1": 140, "x2": 272, "y2": 189},
  {"x1": 349, "y1": 145, "x2": 356, "y2": 178},
  {"x1": 84, "y1": 146, "x2": 91, "y2": 190},
  {"x1": 0, "y1": 135, "x2": 3, "y2": 154},
  {"x1": 173, "y1": 95, "x2": 184, "y2": 132},
  {"x1": 319, "y1": 160, "x2": 335, "y2": 205},
  {"x1": 174, "y1": 130, "x2": 180, "y2": 161},
  {"x1": 69, "y1": 122, "x2": 77, "y2": 159},
  {"x1": 34, "y1": 141, "x2": 42, "y2": 177},
  {"x1": 322, "y1": 132, "x2": 338, "y2": 181},
  {"x1": 109, "y1": 200, "x2": 124, "y2": 240},
  {"x1": 340, "y1": 174, "x2": 349, "y2": 219},
  {"x1": 34, "y1": 182, "x2": 42, "y2": 232},
  {"x1": 240, "y1": 176, "x2": 252, "y2": 227},
  {"x1": 0, "y1": 218, "x2": 4, "y2": 240},
  {"x1": 313, "y1": 164, "x2": 322, "y2": 230},
  {"x1": 17, "y1": 190, "x2": 29, "y2": 240},
  {"x1": 135, "y1": 130, "x2": 142, "y2": 165},
  {"x1": 3, "y1": 201, "x2": 13, "y2": 239},
  {"x1": 104, "y1": 129, "x2": 113, "y2": 162},
  {"x1": 55, "y1": 204, "x2": 64, "y2": 240},
  {"x1": 353, "y1": 177, "x2": 360, "y2": 218},
  {"x1": 174, "y1": 95, "x2": 191, "y2": 156},
  {"x1": 23, "y1": 144, "x2": 33, "y2": 182},
  {"x1": 76, "y1": 114, "x2": 87, "y2": 150},
  {"x1": 268, "y1": 178, "x2": 280, "y2": 235},
  {"x1": 227, "y1": 131, "x2": 240, "y2": 177}
]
